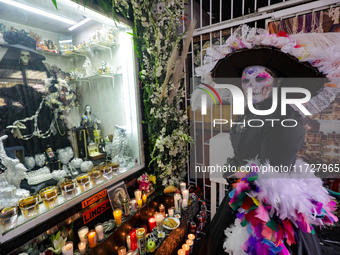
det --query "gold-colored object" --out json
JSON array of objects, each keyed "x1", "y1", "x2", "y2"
[
  {"x1": 60, "y1": 179, "x2": 76, "y2": 200},
  {"x1": 108, "y1": 162, "x2": 120, "y2": 174},
  {"x1": 39, "y1": 186, "x2": 59, "y2": 209},
  {"x1": 76, "y1": 173, "x2": 91, "y2": 192},
  {"x1": 164, "y1": 186, "x2": 178, "y2": 193},
  {"x1": 102, "y1": 166, "x2": 113, "y2": 180},
  {"x1": 19, "y1": 194, "x2": 39, "y2": 218},
  {"x1": 0, "y1": 206, "x2": 18, "y2": 232},
  {"x1": 90, "y1": 170, "x2": 103, "y2": 185}
]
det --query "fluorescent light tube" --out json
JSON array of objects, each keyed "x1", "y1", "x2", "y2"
[
  {"x1": 59, "y1": 39, "x2": 73, "y2": 44},
  {"x1": 0, "y1": 0, "x2": 76, "y2": 25},
  {"x1": 68, "y1": 17, "x2": 92, "y2": 31}
]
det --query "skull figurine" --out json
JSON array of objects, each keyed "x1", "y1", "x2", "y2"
[
  {"x1": 241, "y1": 65, "x2": 275, "y2": 104},
  {"x1": 19, "y1": 50, "x2": 31, "y2": 65}
]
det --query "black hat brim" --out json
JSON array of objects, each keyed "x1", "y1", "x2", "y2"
[
  {"x1": 0, "y1": 43, "x2": 45, "y2": 61},
  {"x1": 211, "y1": 46, "x2": 327, "y2": 97}
]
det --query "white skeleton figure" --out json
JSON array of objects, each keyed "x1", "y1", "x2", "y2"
[
  {"x1": 0, "y1": 135, "x2": 27, "y2": 187},
  {"x1": 19, "y1": 50, "x2": 31, "y2": 65},
  {"x1": 241, "y1": 65, "x2": 275, "y2": 104}
]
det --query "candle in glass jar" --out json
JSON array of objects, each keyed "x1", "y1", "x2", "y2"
[
  {"x1": 113, "y1": 209, "x2": 122, "y2": 227},
  {"x1": 126, "y1": 234, "x2": 131, "y2": 251},
  {"x1": 178, "y1": 249, "x2": 185, "y2": 255},
  {"x1": 154, "y1": 212, "x2": 163, "y2": 231},
  {"x1": 137, "y1": 198, "x2": 142, "y2": 208},
  {"x1": 78, "y1": 226, "x2": 89, "y2": 244},
  {"x1": 61, "y1": 241, "x2": 73, "y2": 255},
  {"x1": 182, "y1": 244, "x2": 190, "y2": 255},
  {"x1": 78, "y1": 242, "x2": 86, "y2": 254},
  {"x1": 129, "y1": 229, "x2": 137, "y2": 251},
  {"x1": 131, "y1": 199, "x2": 137, "y2": 212},
  {"x1": 142, "y1": 193, "x2": 147, "y2": 204},
  {"x1": 148, "y1": 217, "x2": 156, "y2": 231},
  {"x1": 95, "y1": 223, "x2": 104, "y2": 241},
  {"x1": 118, "y1": 246, "x2": 127, "y2": 255},
  {"x1": 180, "y1": 182, "x2": 186, "y2": 193},
  {"x1": 182, "y1": 189, "x2": 189, "y2": 201},
  {"x1": 159, "y1": 204, "x2": 165, "y2": 217},
  {"x1": 182, "y1": 199, "x2": 188, "y2": 209},
  {"x1": 88, "y1": 230, "x2": 97, "y2": 248},
  {"x1": 168, "y1": 207, "x2": 174, "y2": 217},
  {"x1": 174, "y1": 193, "x2": 182, "y2": 213},
  {"x1": 186, "y1": 239, "x2": 194, "y2": 254},
  {"x1": 134, "y1": 189, "x2": 142, "y2": 200}
]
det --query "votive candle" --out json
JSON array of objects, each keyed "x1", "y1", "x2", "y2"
[
  {"x1": 188, "y1": 233, "x2": 195, "y2": 243},
  {"x1": 159, "y1": 204, "x2": 165, "y2": 217},
  {"x1": 137, "y1": 198, "x2": 142, "y2": 208},
  {"x1": 142, "y1": 193, "x2": 147, "y2": 204},
  {"x1": 118, "y1": 246, "x2": 127, "y2": 255},
  {"x1": 78, "y1": 242, "x2": 86, "y2": 254},
  {"x1": 126, "y1": 235, "x2": 131, "y2": 251},
  {"x1": 182, "y1": 244, "x2": 190, "y2": 255},
  {"x1": 180, "y1": 182, "x2": 186, "y2": 192},
  {"x1": 186, "y1": 239, "x2": 194, "y2": 254},
  {"x1": 131, "y1": 199, "x2": 137, "y2": 212},
  {"x1": 62, "y1": 241, "x2": 73, "y2": 255},
  {"x1": 174, "y1": 193, "x2": 181, "y2": 213},
  {"x1": 134, "y1": 189, "x2": 142, "y2": 200},
  {"x1": 148, "y1": 216, "x2": 156, "y2": 231},
  {"x1": 168, "y1": 207, "x2": 174, "y2": 217},
  {"x1": 113, "y1": 209, "x2": 122, "y2": 227},
  {"x1": 182, "y1": 199, "x2": 188, "y2": 209},
  {"x1": 95, "y1": 223, "x2": 104, "y2": 241},
  {"x1": 154, "y1": 212, "x2": 164, "y2": 231},
  {"x1": 178, "y1": 249, "x2": 185, "y2": 255},
  {"x1": 182, "y1": 189, "x2": 189, "y2": 201},
  {"x1": 88, "y1": 230, "x2": 97, "y2": 248},
  {"x1": 78, "y1": 226, "x2": 89, "y2": 244}
]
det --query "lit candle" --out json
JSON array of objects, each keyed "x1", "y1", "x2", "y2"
[
  {"x1": 178, "y1": 249, "x2": 185, "y2": 255},
  {"x1": 154, "y1": 212, "x2": 163, "y2": 231},
  {"x1": 159, "y1": 204, "x2": 165, "y2": 217},
  {"x1": 186, "y1": 239, "x2": 194, "y2": 254},
  {"x1": 113, "y1": 209, "x2": 122, "y2": 227},
  {"x1": 182, "y1": 199, "x2": 188, "y2": 209},
  {"x1": 142, "y1": 193, "x2": 147, "y2": 204},
  {"x1": 78, "y1": 226, "x2": 89, "y2": 244},
  {"x1": 168, "y1": 207, "x2": 174, "y2": 217},
  {"x1": 88, "y1": 230, "x2": 97, "y2": 248},
  {"x1": 148, "y1": 216, "x2": 156, "y2": 231},
  {"x1": 182, "y1": 244, "x2": 190, "y2": 255},
  {"x1": 126, "y1": 235, "x2": 131, "y2": 251},
  {"x1": 182, "y1": 189, "x2": 189, "y2": 201},
  {"x1": 180, "y1": 182, "x2": 186, "y2": 193},
  {"x1": 188, "y1": 233, "x2": 195, "y2": 243},
  {"x1": 78, "y1": 242, "x2": 86, "y2": 254},
  {"x1": 134, "y1": 189, "x2": 142, "y2": 200},
  {"x1": 174, "y1": 193, "x2": 182, "y2": 214},
  {"x1": 95, "y1": 223, "x2": 104, "y2": 241},
  {"x1": 61, "y1": 241, "x2": 73, "y2": 255},
  {"x1": 129, "y1": 229, "x2": 137, "y2": 251},
  {"x1": 118, "y1": 246, "x2": 127, "y2": 255},
  {"x1": 131, "y1": 199, "x2": 137, "y2": 212},
  {"x1": 137, "y1": 198, "x2": 142, "y2": 208}
]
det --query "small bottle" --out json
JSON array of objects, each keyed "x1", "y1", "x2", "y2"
[
  {"x1": 122, "y1": 198, "x2": 130, "y2": 217},
  {"x1": 201, "y1": 201, "x2": 208, "y2": 223}
]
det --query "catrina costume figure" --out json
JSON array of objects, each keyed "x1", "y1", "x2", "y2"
[{"x1": 193, "y1": 26, "x2": 340, "y2": 255}]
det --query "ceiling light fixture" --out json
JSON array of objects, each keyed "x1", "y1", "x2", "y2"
[
  {"x1": 68, "y1": 17, "x2": 92, "y2": 31},
  {"x1": 0, "y1": 0, "x2": 76, "y2": 25}
]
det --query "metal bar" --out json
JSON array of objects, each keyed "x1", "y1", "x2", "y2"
[
  {"x1": 211, "y1": 181, "x2": 217, "y2": 219},
  {"x1": 192, "y1": 35, "x2": 198, "y2": 188},
  {"x1": 242, "y1": 0, "x2": 245, "y2": 16},
  {"x1": 260, "y1": 0, "x2": 315, "y2": 12},
  {"x1": 200, "y1": 33, "x2": 205, "y2": 199},
  {"x1": 231, "y1": 0, "x2": 233, "y2": 19},
  {"x1": 220, "y1": 0, "x2": 222, "y2": 22},
  {"x1": 200, "y1": 0, "x2": 203, "y2": 28},
  {"x1": 210, "y1": 0, "x2": 212, "y2": 25},
  {"x1": 255, "y1": 0, "x2": 257, "y2": 12}
]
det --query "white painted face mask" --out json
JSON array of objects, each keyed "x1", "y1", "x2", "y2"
[
  {"x1": 19, "y1": 50, "x2": 31, "y2": 65},
  {"x1": 241, "y1": 65, "x2": 275, "y2": 104}
]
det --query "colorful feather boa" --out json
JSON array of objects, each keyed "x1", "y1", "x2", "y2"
[{"x1": 224, "y1": 160, "x2": 338, "y2": 255}]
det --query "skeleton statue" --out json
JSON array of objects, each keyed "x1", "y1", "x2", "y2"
[
  {"x1": 19, "y1": 50, "x2": 31, "y2": 65},
  {"x1": 241, "y1": 65, "x2": 277, "y2": 104}
]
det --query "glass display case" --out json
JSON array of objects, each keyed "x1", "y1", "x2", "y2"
[{"x1": 0, "y1": 0, "x2": 143, "y2": 243}]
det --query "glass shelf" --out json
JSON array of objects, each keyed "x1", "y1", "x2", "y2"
[{"x1": 70, "y1": 73, "x2": 122, "y2": 82}]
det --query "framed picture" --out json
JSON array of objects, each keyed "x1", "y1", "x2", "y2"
[{"x1": 107, "y1": 181, "x2": 130, "y2": 210}]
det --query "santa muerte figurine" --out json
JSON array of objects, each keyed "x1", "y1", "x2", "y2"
[{"x1": 45, "y1": 144, "x2": 60, "y2": 171}]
